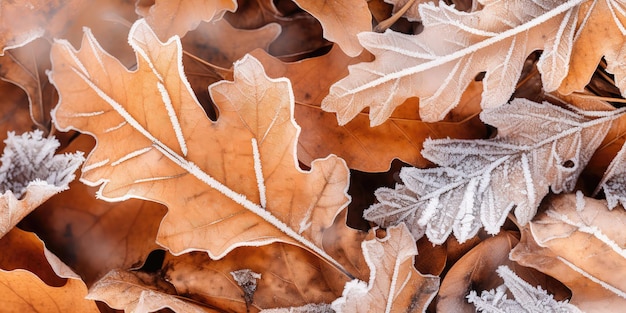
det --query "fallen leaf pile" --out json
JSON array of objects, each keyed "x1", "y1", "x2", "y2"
[{"x1": 2, "y1": 0, "x2": 626, "y2": 312}]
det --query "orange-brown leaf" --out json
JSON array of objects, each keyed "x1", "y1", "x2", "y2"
[
  {"x1": 50, "y1": 20, "x2": 350, "y2": 275},
  {"x1": 0, "y1": 229, "x2": 99, "y2": 312},
  {"x1": 510, "y1": 193, "x2": 626, "y2": 312},
  {"x1": 136, "y1": 0, "x2": 237, "y2": 40},
  {"x1": 332, "y1": 224, "x2": 439, "y2": 312}
]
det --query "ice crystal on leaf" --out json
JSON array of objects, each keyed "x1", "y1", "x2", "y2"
[
  {"x1": 0, "y1": 130, "x2": 83, "y2": 198},
  {"x1": 322, "y1": 0, "x2": 581, "y2": 125},
  {"x1": 0, "y1": 130, "x2": 84, "y2": 238},
  {"x1": 467, "y1": 265, "x2": 582, "y2": 313},
  {"x1": 365, "y1": 99, "x2": 619, "y2": 244}
]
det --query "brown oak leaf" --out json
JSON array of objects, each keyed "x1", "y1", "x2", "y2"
[
  {"x1": 559, "y1": 0, "x2": 626, "y2": 96},
  {"x1": 510, "y1": 193, "x2": 626, "y2": 312},
  {"x1": 0, "y1": 228, "x2": 99, "y2": 312},
  {"x1": 331, "y1": 224, "x2": 439, "y2": 313},
  {"x1": 50, "y1": 19, "x2": 351, "y2": 276}
]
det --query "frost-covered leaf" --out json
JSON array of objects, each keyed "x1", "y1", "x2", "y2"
[
  {"x1": 510, "y1": 194, "x2": 626, "y2": 312},
  {"x1": 595, "y1": 139, "x2": 626, "y2": 209},
  {"x1": 331, "y1": 224, "x2": 439, "y2": 313},
  {"x1": 50, "y1": 19, "x2": 350, "y2": 275},
  {"x1": 0, "y1": 229, "x2": 99, "y2": 312},
  {"x1": 136, "y1": 0, "x2": 238, "y2": 40},
  {"x1": 467, "y1": 265, "x2": 582, "y2": 313},
  {"x1": 0, "y1": 130, "x2": 83, "y2": 238},
  {"x1": 322, "y1": 0, "x2": 581, "y2": 124},
  {"x1": 365, "y1": 99, "x2": 617, "y2": 244},
  {"x1": 291, "y1": 0, "x2": 371, "y2": 56},
  {"x1": 559, "y1": 0, "x2": 626, "y2": 96},
  {"x1": 87, "y1": 269, "x2": 215, "y2": 313}
]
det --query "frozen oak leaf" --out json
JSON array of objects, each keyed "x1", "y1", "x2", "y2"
[
  {"x1": 331, "y1": 224, "x2": 439, "y2": 313},
  {"x1": 365, "y1": 99, "x2": 618, "y2": 244},
  {"x1": 135, "y1": 0, "x2": 238, "y2": 40},
  {"x1": 321, "y1": 0, "x2": 581, "y2": 125},
  {"x1": 0, "y1": 130, "x2": 83, "y2": 238},
  {"x1": 467, "y1": 265, "x2": 582, "y2": 313},
  {"x1": 50, "y1": 19, "x2": 350, "y2": 274},
  {"x1": 510, "y1": 194, "x2": 626, "y2": 312},
  {"x1": 559, "y1": 0, "x2": 626, "y2": 96}
]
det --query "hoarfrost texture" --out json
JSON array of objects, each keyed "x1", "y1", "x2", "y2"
[
  {"x1": 0, "y1": 130, "x2": 84, "y2": 198},
  {"x1": 364, "y1": 99, "x2": 615, "y2": 244},
  {"x1": 467, "y1": 265, "x2": 582, "y2": 313}
]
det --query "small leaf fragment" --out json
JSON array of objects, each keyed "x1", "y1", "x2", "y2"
[{"x1": 331, "y1": 224, "x2": 439, "y2": 313}]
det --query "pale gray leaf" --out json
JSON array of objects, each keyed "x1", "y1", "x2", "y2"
[{"x1": 364, "y1": 99, "x2": 617, "y2": 244}]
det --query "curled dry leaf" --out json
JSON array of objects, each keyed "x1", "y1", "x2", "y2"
[
  {"x1": 135, "y1": 0, "x2": 238, "y2": 40},
  {"x1": 290, "y1": 0, "x2": 371, "y2": 56},
  {"x1": 252, "y1": 47, "x2": 487, "y2": 172},
  {"x1": 322, "y1": 0, "x2": 581, "y2": 125},
  {"x1": 365, "y1": 99, "x2": 616, "y2": 244},
  {"x1": 510, "y1": 193, "x2": 626, "y2": 312},
  {"x1": 0, "y1": 130, "x2": 83, "y2": 238},
  {"x1": 0, "y1": 228, "x2": 99, "y2": 312},
  {"x1": 50, "y1": 20, "x2": 350, "y2": 275},
  {"x1": 331, "y1": 224, "x2": 439, "y2": 313},
  {"x1": 88, "y1": 269, "x2": 215, "y2": 313},
  {"x1": 22, "y1": 134, "x2": 167, "y2": 285},
  {"x1": 163, "y1": 244, "x2": 342, "y2": 312},
  {"x1": 559, "y1": 0, "x2": 626, "y2": 96}
]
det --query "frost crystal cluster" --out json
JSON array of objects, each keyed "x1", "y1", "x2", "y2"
[
  {"x1": 467, "y1": 266, "x2": 582, "y2": 313},
  {"x1": 0, "y1": 130, "x2": 84, "y2": 198},
  {"x1": 365, "y1": 99, "x2": 618, "y2": 244}
]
